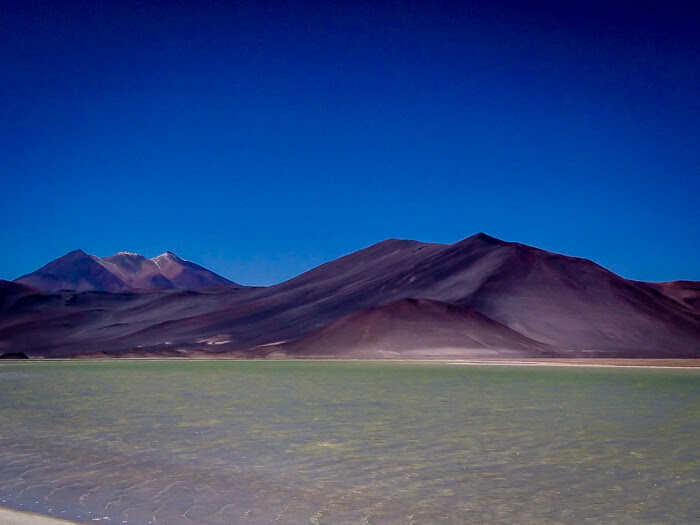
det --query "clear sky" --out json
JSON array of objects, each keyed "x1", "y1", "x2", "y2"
[{"x1": 2, "y1": 1, "x2": 698, "y2": 285}]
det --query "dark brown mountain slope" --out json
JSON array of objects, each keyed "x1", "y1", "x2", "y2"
[
  {"x1": 0, "y1": 280, "x2": 39, "y2": 309},
  {"x1": 433, "y1": 236, "x2": 700, "y2": 356},
  {"x1": 229, "y1": 233, "x2": 700, "y2": 357},
  {"x1": 641, "y1": 281, "x2": 700, "y2": 312},
  {"x1": 264, "y1": 298, "x2": 557, "y2": 359}
]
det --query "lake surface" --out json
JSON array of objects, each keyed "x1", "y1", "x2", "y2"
[{"x1": 0, "y1": 361, "x2": 697, "y2": 524}]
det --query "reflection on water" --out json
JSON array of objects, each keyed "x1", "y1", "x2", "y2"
[{"x1": 0, "y1": 361, "x2": 697, "y2": 524}]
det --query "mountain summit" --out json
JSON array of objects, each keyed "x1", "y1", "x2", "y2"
[{"x1": 15, "y1": 250, "x2": 235, "y2": 291}]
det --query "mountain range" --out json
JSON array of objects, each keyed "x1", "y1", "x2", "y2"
[
  {"x1": 1, "y1": 233, "x2": 698, "y2": 359},
  {"x1": 14, "y1": 250, "x2": 235, "y2": 291}
]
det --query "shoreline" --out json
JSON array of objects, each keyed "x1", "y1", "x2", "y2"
[
  {"x1": 0, "y1": 506, "x2": 80, "y2": 525},
  {"x1": 2, "y1": 357, "x2": 698, "y2": 368}
]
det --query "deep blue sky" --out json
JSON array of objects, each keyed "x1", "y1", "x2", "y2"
[{"x1": 2, "y1": 0, "x2": 698, "y2": 285}]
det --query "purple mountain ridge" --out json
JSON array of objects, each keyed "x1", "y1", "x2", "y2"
[
  {"x1": 15, "y1": 250, "x2": 236, "y2": 292},
  {"x1": 2, "y1": 233, "x2": 699, "y2": 359}
]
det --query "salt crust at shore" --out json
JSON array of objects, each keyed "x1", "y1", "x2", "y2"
[{"x1": 0, "y1": 506, "x2": 80, "y2": 525}]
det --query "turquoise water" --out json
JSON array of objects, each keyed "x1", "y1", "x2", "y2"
[{"x1": 0, "y1": 361, "x2": 698, "y2": 524}]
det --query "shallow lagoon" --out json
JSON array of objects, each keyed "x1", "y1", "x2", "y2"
[{"x1": 0, "y1": 360, "x2": 698, "y2": 524}]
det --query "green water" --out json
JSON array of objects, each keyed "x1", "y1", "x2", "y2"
[{"x1": 0, "y1": 361, "x2": 698, "y2": 524}]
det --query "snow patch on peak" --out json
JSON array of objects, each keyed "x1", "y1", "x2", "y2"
[
  {"x1": 152, "y1": 251, "x2": 183, "y2": 261},
  {"x1": 151, "y1": 251, "x2": 183, "y2": 269}
]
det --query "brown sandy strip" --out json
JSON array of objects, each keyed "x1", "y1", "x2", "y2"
[
  {"x1": 3, "y1": 357, "x2": 699, "y2": 367},
  {"x1": 0, "y1": 506, "x2": 81, "y2": 525},
  {"x1": 439, "y1": 358, "x2": 700, "y2": 368}
]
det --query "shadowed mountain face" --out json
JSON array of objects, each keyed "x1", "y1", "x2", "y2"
[
  {"x1": 15, "y1": 250, "x2": 235, "y2": 292},
  {"x1": 642, "y1": 281, "x2": 700, "y2": 312},
  {"x1": 266, "y1": 299, "x2": 557, "y2": 359},
  {"x1": 0, "y1": 280, "x2": 40, "y2": 311},
  {"x1": 2, "y1": 234, "x2": 699, "y2": 358},
  {"x1": 14, "y1": 250, "x2": 130, "y2": 292}
]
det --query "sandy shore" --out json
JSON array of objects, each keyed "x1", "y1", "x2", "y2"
[
  {"x1": 4, "y1": 357, "x2": 699, "y2": 368},
  {"x1": 0, "y1": 507, "x2": 80, "y2": 525},
  {"x1": 438, "y1": 358, "x2": 700, "y2": 368}
]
